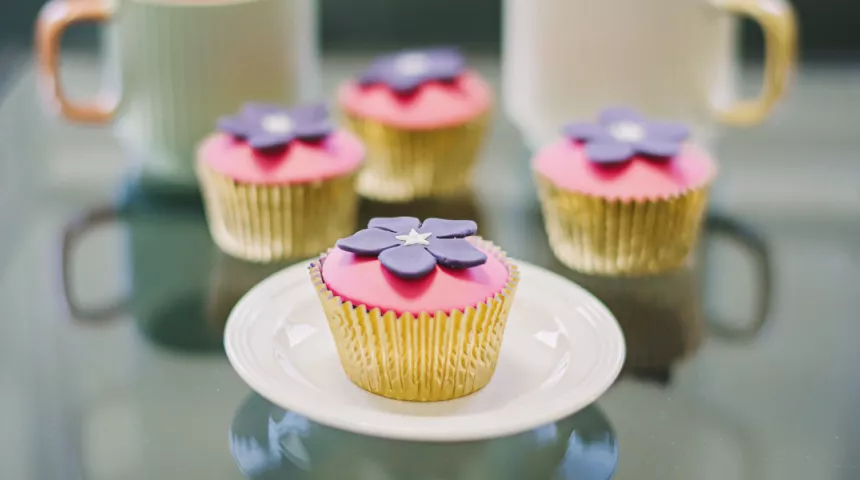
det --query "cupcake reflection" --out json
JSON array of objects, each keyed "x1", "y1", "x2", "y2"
[
  {"x1": 229, "y1": 393, "x2": 618, "y2": 480},
  {"x1": 555, "y1": 212, "x2": 772, "y2": 379},
  {"x1": 206, "y1": 251, "x2": 289, "y2": 335},
  {"x1": 59, "y1": 187, "x2": 226, "y2": 353},
  {"x1": 566, "y1": 266, "x2": 705, "y2": 376}
]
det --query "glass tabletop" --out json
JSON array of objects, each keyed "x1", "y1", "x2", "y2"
[{"x1": 1, "y1": 50, "x2": 859, "y2": 480}]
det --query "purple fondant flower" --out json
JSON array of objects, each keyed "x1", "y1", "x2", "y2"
[
  {"x1": 357, "y1": 48, "x2": 466, "y2": 94},
  {"x1": 563, "y1": 107, "x2": 691, "y2": 165},
  {"x1": 335, "y1": 217, "x2": 487, "y2": 279},
  {"x1": 218, "y1": 103, "x2": 333, "y2": 151}
]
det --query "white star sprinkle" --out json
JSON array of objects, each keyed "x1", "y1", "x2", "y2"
[
  {"x1": 395, "y1": 53, "x2": 430, "y2": 77},
  {"x1": 609, "y1": 121, "x2": 645, "y2": 143},
  {"x1": 395, "y1": 229, "x2": 432, "y2": 246},
  {"x1": 261, "y1": 114, "x2": 293, "y2": 134}
]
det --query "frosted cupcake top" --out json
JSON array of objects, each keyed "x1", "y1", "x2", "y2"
[
  {"x1": 337, "y1": 48, "x2": 492, "y2": 130},
  {"x1": 532, "y1": 107, "x2": 717, "y2": 201},
  {"x1": 198, "y1": 103, "x2": 364, "y2": 185},
  {"x1": 321, "y1": 217, "x2": 510, "y2": 316}
]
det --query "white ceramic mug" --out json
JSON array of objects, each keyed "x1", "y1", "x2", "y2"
[
  {"x1": 502, "y1": 0, "x2": 797, "y2": 148},
  {"x1": 36, "y1": 0, "x2": 318, "y2": 188}
]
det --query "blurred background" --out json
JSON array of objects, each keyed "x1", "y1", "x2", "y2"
[
  {"x1": 1, "y1": 0, "x2": 858, "y2": 57},
  {"x1": 0, "y1": 1, "x2": 859, "y2": 479}
]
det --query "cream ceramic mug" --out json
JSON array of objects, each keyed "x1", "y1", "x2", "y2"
[
  {"x1": 502, "y1": 0, "x2": 797, "y2": 148},
  {"x1": 36, "y1": 0, "x2": 318, "y2": 188}
]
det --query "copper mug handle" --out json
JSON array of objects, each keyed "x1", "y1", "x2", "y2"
[{"x1": 36, "y1": 0, "x2": 117, "y2": 124}]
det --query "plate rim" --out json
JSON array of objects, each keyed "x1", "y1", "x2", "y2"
[{"x1": 224, "y1": 258, "x2": 626, "y2": 442}]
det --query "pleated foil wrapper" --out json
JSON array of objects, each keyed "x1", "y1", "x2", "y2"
[
  {"x1": 535, "y1": 174, "x2": 710, "y2": 276},
  {"x1": 197, "y1": 162, "x2": 359, "y2": 263},
  {"x1": 342, "y1": 112, "x2": 490, "y2": 202},
  {"x1": 309, "y1": 238, "x2": 520, "y2": 402}
]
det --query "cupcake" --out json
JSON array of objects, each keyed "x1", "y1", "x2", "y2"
[
  {"x1": 309, "y1": 217, "x2": 519, "y2": 401},
  {"x1": 532, "y1": 107, "x2": 717, "y2": 275},
  {"x1": 337, "y1": 48, "x2": 492, "y2": 202},
  {"x1": 197, "y1": 103, "x2": 364, "y2": 262}
]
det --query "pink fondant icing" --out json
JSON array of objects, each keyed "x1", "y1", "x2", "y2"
[
  {"x1": 337, "y1": 71, "x2": 492, "y2": 130},
  {"x1": 532, "y1": 140, "x2": 717, "y2": 201},
  {"x1": 197, "y1": 131, "x2": 364, "y2": 185},
  {"x1": 321, "y1": 246, "x2": 510, "y2": 317}
]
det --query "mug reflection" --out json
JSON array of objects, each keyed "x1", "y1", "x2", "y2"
[
  {"x1": 59, "y1": 178, "x2": 298, "y2": 353},
  {"x1": 543, "y1": 212, "x2": 772, "y2": 383}
]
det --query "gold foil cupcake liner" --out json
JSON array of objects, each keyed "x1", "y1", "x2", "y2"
[
  {"x1": 309, "y1": 237, "x2": 520, "y2": 402},
  {"x1": 535, "y1": 174, "x2": 710, "y2": 276},
  {"x1": 197, "y1": 162, "x2": 359, "y2": 263},
  {"x1": 342, "y1": 112, "x2": 490, "y2": 202}
]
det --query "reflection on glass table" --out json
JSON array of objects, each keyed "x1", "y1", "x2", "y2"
[
  {"x1": 59, "y1": 181, "x2": 492, "y2": 354},
  {"x1": 57, "y1": 173, "x2": 772, "y2": 479},
  {"x1": 229, "y1": 393, "x2": 618, "y2": 480},
  {"x1": 567, "y1": 213, "x2": 772, "y2": 382},
  {"x1": 7, "y1": 53, "x2": 860, "y2": 480},
  {"x1": 59, "y1": 178, "x2": 290, "y2": 352}
]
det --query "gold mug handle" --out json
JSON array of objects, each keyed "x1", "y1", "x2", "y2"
[
  {"x1": 36, "y1": 0, "x2": 117, "y2": 124},
  {"x1": 712, "y1": 0, "x2": 798, "y2": 126}
]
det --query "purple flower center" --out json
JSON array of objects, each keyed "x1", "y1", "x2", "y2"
[
  {"x1": 394, "y1": 53, "x2": 431, "y2": 77},
  {"x1": 608, "y1": 121, "x2": 646, "y2": 143},
  {"x1": 395, "y1": 229, "x2": 432, "y2": 246},
  {"x1": 260, "y1": 114, "x2": 293, "y2": 135}
]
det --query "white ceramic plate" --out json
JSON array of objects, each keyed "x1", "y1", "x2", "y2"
[{"x1": 224, "y1": 259, "x2": 625, "y2": 442}]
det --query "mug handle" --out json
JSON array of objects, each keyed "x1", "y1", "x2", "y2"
[
  {"x1": 36, "y1": 0, "x2": 117, "y2": 124},
  {"x1": 61, "y1": 206, "x2": 129, "y2": 321},
  {"x1": 712, "y1": 0, "x2": 798, "y2": 126},
  {"x1": 702, "y1": 212, "x2": 773, "y2": 341}
]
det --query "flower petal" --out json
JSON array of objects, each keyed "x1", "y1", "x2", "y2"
[
  {"x1": 645, "y1": 121, "x2": 690, "y2": 142},
  {"x1": 598, "y1": 107, "x2": 644, "y2": 126},
  {"x1": 247, "y1": 132, "x2": 294, "y2": 150},
  {"x1": 368, "y1": 217, "x2": 421, "y2": 233},
  {"x1": 295, "y1": 120, "x2": 334, "y2": 141},
  {"x1": 562, "y1": 122, "x2": 605, "y2": 142},
  {"x1": 285, "y1": 104, "x2": 333, "y2": 141},
  {"x1": 379, "y1": 72, "x2": 424, "y2": 94},
  {"x1": 336, "y1": 229, "x2": 400, "y2": 256},
  {"x1": 422, "y1": 47, "x2": 465, "y2": 81},
  {"x1": 357, "y1": 48, "x2": 465, "y2": 93},
  {"x1": 634, "y1": 138, "x2": 682, "y2": 158},
  {"x1": 357, "y1": 67, "x2": 382, "y2": 86},
  {"x1": 585, "y1": 140, "x2": 635, "y2": 164},
  {"x1": 425, "y1": 238, "x2": 487, "y2": 269},
  {"x1": 289, "y1": 104, "x2": 329, "y2": 124},
  {"x1": 378, "y1": 245, "x2": 437, "y2": 279},
  {"x1": 217, "y1": 115, "x2": 249, "y2": 138},
  {"x1": 418, "y1": 218, "x2": 477, "y2": 239}
]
